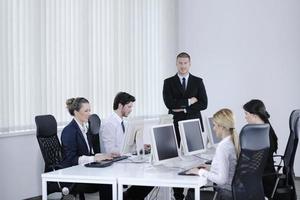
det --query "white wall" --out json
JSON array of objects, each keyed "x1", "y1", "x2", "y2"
[
  {"x1": 178, "y1": 0, "x2": 300, "y2": 176},
  {"x1": 0, "y1": 133, "x2": 44, "y2": 200}
]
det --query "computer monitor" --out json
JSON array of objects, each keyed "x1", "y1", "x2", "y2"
[
  {"x1": 121, "y1": 119, "x2": 144, "y2": 154},
  {"x1": 121, "y1": 117, "x2": 161, "y2": 154},
  {"x1": 178, "y1": 119, "x2": 206, "y2": 156},
  {"x1": 150, "y1": 124, "x2": 179, "y2": 165},
  {"x1": 206, "y1": 117, "x2": 221, "y2": 146}
]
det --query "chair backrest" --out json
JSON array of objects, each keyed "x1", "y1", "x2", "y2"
[
  {"x1": 283, "y1": 110, "x2": 300, "y2": 173},
  {"x1": 88, "y1": 114, "x2": 101, "y2": 154},
  {"x1": 35, "y1": 115, "x2": 62, "y2": 172},
  {"x1": 232, "y1": 124, "x2": 270, "y2": 200},
  {"x1": 279, "y1": 110, "x2": 300, "y2": 200}
]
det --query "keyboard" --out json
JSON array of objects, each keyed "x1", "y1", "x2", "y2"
[
  {"x1": 84, "y1": 156, "x2": 129, "y2": 168},
  {"x1": 109, "y1": 155, "x2": 129, "y2": 162},
  {"x1": 85, "y1": 161, "x2": 113, "y2": 168},
  {"x1": 178, "y1": 169, "x2": 198, "y2": 176},
  {"x1": 178, "y1": 166, "x2": 206, "y2": 176}
]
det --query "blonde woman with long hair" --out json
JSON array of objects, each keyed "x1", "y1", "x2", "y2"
[{"x1": 186, "y1": 108, "x2": 239, "y2": 200}]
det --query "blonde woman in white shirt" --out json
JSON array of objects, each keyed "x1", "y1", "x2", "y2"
[{"x1": 186, "y1": 108, "x2": 239, "y2": 200}]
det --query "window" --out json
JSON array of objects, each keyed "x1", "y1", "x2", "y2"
[{"x1": 0, "y1": 0, "x2": 178, "y2": 134}]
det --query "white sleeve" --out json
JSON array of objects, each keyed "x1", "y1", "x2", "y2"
[
  {"x1": 101, "y1": 122, "x2": 119, "y2": 153},
  {"x1": 205, "y1": 146, "x2": 229, "y2": 185},
  {"x1": 78, "y1": 155, "x2": 95, "y2": 165}
]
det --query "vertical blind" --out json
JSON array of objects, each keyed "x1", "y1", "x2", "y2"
[{"x1": 0, "y1": 0, "x2": 178, "y2": 133}]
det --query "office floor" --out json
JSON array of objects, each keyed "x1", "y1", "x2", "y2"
[{"x1": 25, "y1": 179, "x2": 300, "y2": 200}]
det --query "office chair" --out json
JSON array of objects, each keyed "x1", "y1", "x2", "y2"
[
  {"x1": 88, "y1": 114, "x2": 101, "y2": 154},
  {"x1": 269, "y1": 110, "x2": 299, "y2": 200},
  {"x1": 35, "y1": 115, "x2": 75, "y2": 199},
  {"x1": 187, "y1": 124, "x2": 270, "y2": 200},
  {"x1": 231, "y1": 124, "x2": 270, "y2": 200}
]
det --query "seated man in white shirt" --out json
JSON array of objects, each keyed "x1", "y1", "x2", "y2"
[
  {"x1": 101, "y1": 92, "x2": 153, "y2": 200},
  {"x1": 101, "y1": 91, "x2": 133, "y2": 154}
]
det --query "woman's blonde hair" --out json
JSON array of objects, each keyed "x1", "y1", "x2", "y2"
[{"x1": 213, "y1": 108, "x2": 240, "y2": 157}]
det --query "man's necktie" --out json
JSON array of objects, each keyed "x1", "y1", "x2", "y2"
[
  {"x1": 182, "y1": 77, "x2": 186, "y2": 91},
  {"x1": 121, "y1": 121, "x2": 125, "y2": 133}
]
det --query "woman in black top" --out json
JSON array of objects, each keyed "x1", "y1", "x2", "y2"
[{"x1": 243, "y1": 99, "x2": 278, "y2": 198}]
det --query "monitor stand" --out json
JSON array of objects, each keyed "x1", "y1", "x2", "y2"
[{"x1": 178, "y1": 143, "x2": 196, "y2": 162}]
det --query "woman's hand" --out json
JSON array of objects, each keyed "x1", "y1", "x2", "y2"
[
  {"x1": 110, "y1": 152, "x2": 120, "y2": 157},
  {"x1": 197, "y1": 164, "x2": 209, "y2": 170},
  {"x1": 94, "y1": 153, "x2": 113, "y2": 162},
  {"x1": 186, "y1": 165, "x2": 208, "y2": 175},
  {"x1": 186, "y1": 168, "x2": 200, "y2": 175}
]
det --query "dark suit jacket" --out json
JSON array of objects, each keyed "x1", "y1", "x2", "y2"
[
  {"x1": 163, "y1": 73, "x2": 208, "y2": 129},
  {"x1": 61, "y1": 119, "x2": 93, "y2": 168}
]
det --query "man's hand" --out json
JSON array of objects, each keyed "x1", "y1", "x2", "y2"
[
  {"x1": 144, "y1": 144, "x2": 151, "y2": 150},
  {"x1": 189, "y1": 97, "x2": 198, "y2": 105}
]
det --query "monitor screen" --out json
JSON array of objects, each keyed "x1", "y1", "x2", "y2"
[
  {"x1": 151, "y1": 124, "x2": 179, "y2": 164},
  {"x1": 207, "y1": 117, "x2": 221, "y2": 146},
  {"x1": 179, "y1": 119, "x2": 206, "y2": 156}
]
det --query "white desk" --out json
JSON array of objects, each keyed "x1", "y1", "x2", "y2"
[
  {"x1": 41, "y1": 165, "x2": 118, "y2": 200},
  {"x1": 117, "y1": 162, "x2": 207, "y2": 200},
  {"x1": 42, "y1": 155, "x2": 212, "y2": 200}
]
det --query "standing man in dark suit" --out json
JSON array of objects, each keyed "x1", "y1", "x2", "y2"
[{"x1": 163, "y1": 52, "x2": 208, "y2": 200}]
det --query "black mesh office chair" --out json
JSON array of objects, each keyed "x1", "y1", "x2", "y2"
[
  {"x1": 88, "y1": 114, "x2": 101, "y2": 154},
  {"x1": 231, "y1": 124, "x2": 270, "y2": 200},
  {"x1": 269, "y1": 110, "x2": 299, "y2": 200},
  {"x1": 35, "y1": 115, "x2": 75, "y2": 199}
]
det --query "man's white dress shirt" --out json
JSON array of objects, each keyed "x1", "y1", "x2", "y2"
[{"x1": 101, "y1": 112, "x2": 126, "y2": 153}]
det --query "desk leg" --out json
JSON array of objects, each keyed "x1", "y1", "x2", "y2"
[
  {"x1": 112, "y1": 182, "x2": 117, "y2": 200},
  {"x1": 42, "y1": 179, "x2": 47, "y2": 200},
  {"x1": 118, "y1": 182, "x2": 123, "y2": 200},
  {"x1": 195, "y1": 187, "x2": 200, "y2": 200}
]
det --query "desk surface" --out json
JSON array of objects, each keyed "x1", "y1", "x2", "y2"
[
  {"x1": 42, "y1": 151, "x2": 215, "y2": 200},
  {"x1": 42, "y1": 156, "x2": 207, "y2": 183}
]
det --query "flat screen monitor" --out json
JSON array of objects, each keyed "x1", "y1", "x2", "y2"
[
  {"x1": 178, "y1": 119, "x2": 206, "y2": 156},
  {"x1": 207, "y1": 117, "x2": 221, "y2": 146},
  {"x1": 121, "y1": 117, "x2": 161, "y2": 154},
  {"x1": 121, "y1": 119, "x2": 144, "y2": 154},
  {"x1": 151, "y1": 124, "x2": 179, "y2": 164}
]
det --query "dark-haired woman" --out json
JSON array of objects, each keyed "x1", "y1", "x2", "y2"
[
  {"x1": 61, "y1": 97, "x2": 113, "y2": 200},
  {"x1": 243, "y1": 99, "x2": 278, "y2": 198}
]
